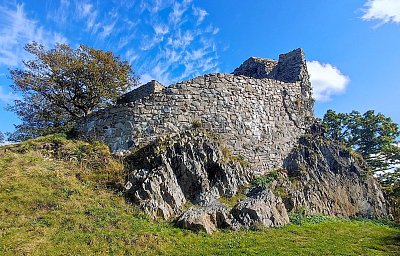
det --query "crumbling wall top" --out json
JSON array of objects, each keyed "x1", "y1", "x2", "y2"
[
  {"x1": 233, "y1": 48, "x2": 308, "y2": 84},
  {"x1": 233, "y1": 57, "x2": 278, "y2": 79},
  {"x1": 117, "y1": 80, "x2": 165, "y2": 104},
  {"x1": 274, "y1": 48, "x2": 308, "y2": 83}
]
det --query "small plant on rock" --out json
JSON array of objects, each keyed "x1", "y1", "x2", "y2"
[
  {"x1": 191, "y1": 119, "x2": 203, "y2": 129},
  {"x1": 251, "y1": 171, "x2": 279, "y2": 189}
]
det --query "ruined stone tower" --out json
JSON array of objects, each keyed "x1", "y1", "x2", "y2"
[{"x1": 76, "y1": 48, "x2": 314, "y2": 173}]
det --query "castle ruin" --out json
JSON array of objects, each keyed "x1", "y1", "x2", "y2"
[{"x1": 76, "y1": 48, "x2": 314, "y2": 173}]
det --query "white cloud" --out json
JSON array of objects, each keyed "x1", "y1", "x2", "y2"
[
  {"x1": 140, "y1": 66, "x2": 171, "y2": 85},
  {"x1": 153, "y1": 23, "x2": 169, "y2": 36},
  {"x1": 307, "y1": 61, "x2": 350, "y2": 102},
  {"x1": 125, "y1": 49, "x2": 138, "y2": 64},
  {"x1": 76, "y1": 3, "x2": 100, "y2": 32},
  {"x1": 99, "y1": 22, "x2": 116, "y2": 39},
  {"x1": 169, "y1": 0, "x2": 192, "y2": 26},
  {"x1": 0, "y1": 86, "x2": 19, "y2": 103},
  {"x1": 167, "y1": 30, "x2": 194, "y2": 49},
  {"x1": 192, "y1": 6, "x2": 208, "y2": 24},
  {"x1": 140, "y1": 0, "x2": 170, "y2": 14},
  {"x1": 0, "y1": 0, "x2": 220, "y2": 105},
  {"x1": 362, "y1": 0, "x2": 400, "y2": 24},
  {"x1": 139, "y1": 35, "x2": 158, "y2": 51},
  {"x1": 78, "y1": 3, "x2": 94, "y2": 18},
  {"x1": 140, "y1": 73, "x2": 156, "y2": 84},
  {"x1": 0, "y1": 4, "x2": 67, "y2": 66},
  {"x1": 132, "y1": 0, "x2": 219, "y2": 85},
  {"x1": 46, "y1": 0, "x2": 70, "y2": 25}
]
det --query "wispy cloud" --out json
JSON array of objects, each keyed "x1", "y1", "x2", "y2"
[
  {"x1": 0, "y1": 4, "x2": 66, "y2": 66},
  {"x1": 125, "y1": 49, "x2": 138, "y2": 64},
  {"x1": 0, "y1": 1, "x2": 220, "y2": 88},
  {"x1": 169, "y1": 0, "x2": 192, "y2": 26},
  {"x1": 76, "y1": 2, "x2": 100, "y2": 32},
  {"x1": 153, "y1": 23, "x2": 169, "y2": 36},
  {"x1": 0, "y1": 86, "x2": 19, "y2": 103},
  {"x1": 167, "y1": 30, "x2": 194, "y2": 49},
  {"x1": 362, "y1": 0, "x2": 400, "y2": 25},
  {"x1": 140, "y1": 0, "x2": 170, "y2": 14},
  {"x1": 307, "y1": 61, "x2": 350, "y2": 102},
  {"x1": 134, "y1": 0, "x2": 219, "y2": 85},
  {"x1": 205, "y1": 25, "x2": 220, "y2": 35},
  {"x1": 46, "y1": 0, "x2": 70, "y2": 25},
  {"x1": 99, "y1": 21, "x2": 116, "y2": 39},
  {"x1": 192, "y1": 6, "x2": 208, "y2": 25}
]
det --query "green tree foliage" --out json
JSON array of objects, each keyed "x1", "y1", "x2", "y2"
[
  {"x1": 322, "y1": 110, "x2": 400, "y2": 172},
  {"x1": 0, "y1": 131, "x2": 4, "y2": 143},
  {"x1": 379, "y1": 168, "x2": 400, "y2": 219},
  {"x1": 322, "y1": 110, "x2": 400, "y2": 221},
  {"x1": 8, "y1": 42, "x2": 137, "y2": 141}
]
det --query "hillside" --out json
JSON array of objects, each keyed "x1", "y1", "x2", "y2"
[{"x1": 0, "y1": 135, "x2": 399, "y2": 255}]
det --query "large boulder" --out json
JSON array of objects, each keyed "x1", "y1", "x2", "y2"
[
  {"x1": 282, "y1": 129, "x2": 389, "y2": 218},
  {"x1": 124, "y1": 130, "x2": 250, "y2": 219},
  {"x1": 176, "y1": 202, "x2": 231, "y2": 234},
  {"x1": 231, "y1": 188, "x2": 290, "y2": 229}
]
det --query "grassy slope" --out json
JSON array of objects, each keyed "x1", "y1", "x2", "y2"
[{"x1": 0, "y1": 136, "x2": 399, "y2": 256}]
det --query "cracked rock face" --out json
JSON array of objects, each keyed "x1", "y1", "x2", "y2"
[
  {"x1": 124, "y1": 131, "x2": 250, "y2": 219},
  {"x1": 282, "y1": 131, "x2": 389, "y2": 218},
  {"x1": 231, "y1": 188, "x2": 289, "y2": 229}
]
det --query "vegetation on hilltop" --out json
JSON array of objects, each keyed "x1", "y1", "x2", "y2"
[
  {"x1": 0, "y1": 135, "x2": 399, "y2": 255},
  {"x1": 7, "y1": 42, "x2": 138, "y2": 141}
]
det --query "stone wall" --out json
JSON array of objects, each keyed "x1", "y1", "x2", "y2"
[
  {"x1": 117, "y1": 80, "x2": 164, "y2": 104},
  {"x1": 76, "y1": 48, "x2": 314, "y2": 174}
]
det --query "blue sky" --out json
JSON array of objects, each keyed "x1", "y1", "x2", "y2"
[{"x1": 0, "y1": 0, "x2": 399, "y2": 136}]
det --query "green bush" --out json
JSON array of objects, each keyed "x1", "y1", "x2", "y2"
[
  {"x1": 252, "y1": 171, "x2": 279, "y2": 189},
  {"x1": 289, "y1": 208, "x2": 333, "y2": 225}
]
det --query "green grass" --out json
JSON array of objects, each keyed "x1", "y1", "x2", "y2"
[
  {"x1": 218, "y1": 187, "x2": 247, "y2": 208},
  {"x1": 0, "y1": 136, "x2": 399, "y2": 255}
]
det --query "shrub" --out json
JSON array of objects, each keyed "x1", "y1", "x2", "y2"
[
  {"x1": 252, "y1": 171, "x2": 279, "y2": 189},
  {"x1": 289, "y1": 208, "x2": 333, "y2": 225}
]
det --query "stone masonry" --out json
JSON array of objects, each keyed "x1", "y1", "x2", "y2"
[{"x1": 76, "y1": 49, "x2": 314, "y2": 173}]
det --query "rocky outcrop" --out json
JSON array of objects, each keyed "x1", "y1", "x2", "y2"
[
  {"x1": 282, "y1": 127, "x2": 389, "y2": 218},
  {"x1": 122, "y1": 126, "x2": 389, "y2": 233},
  {"x1": 231, "y1": 188, "x2": 289, "y2": 229},
  {"x1": 124, "y1": 130, "x2": 250, "y2": 219}
]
